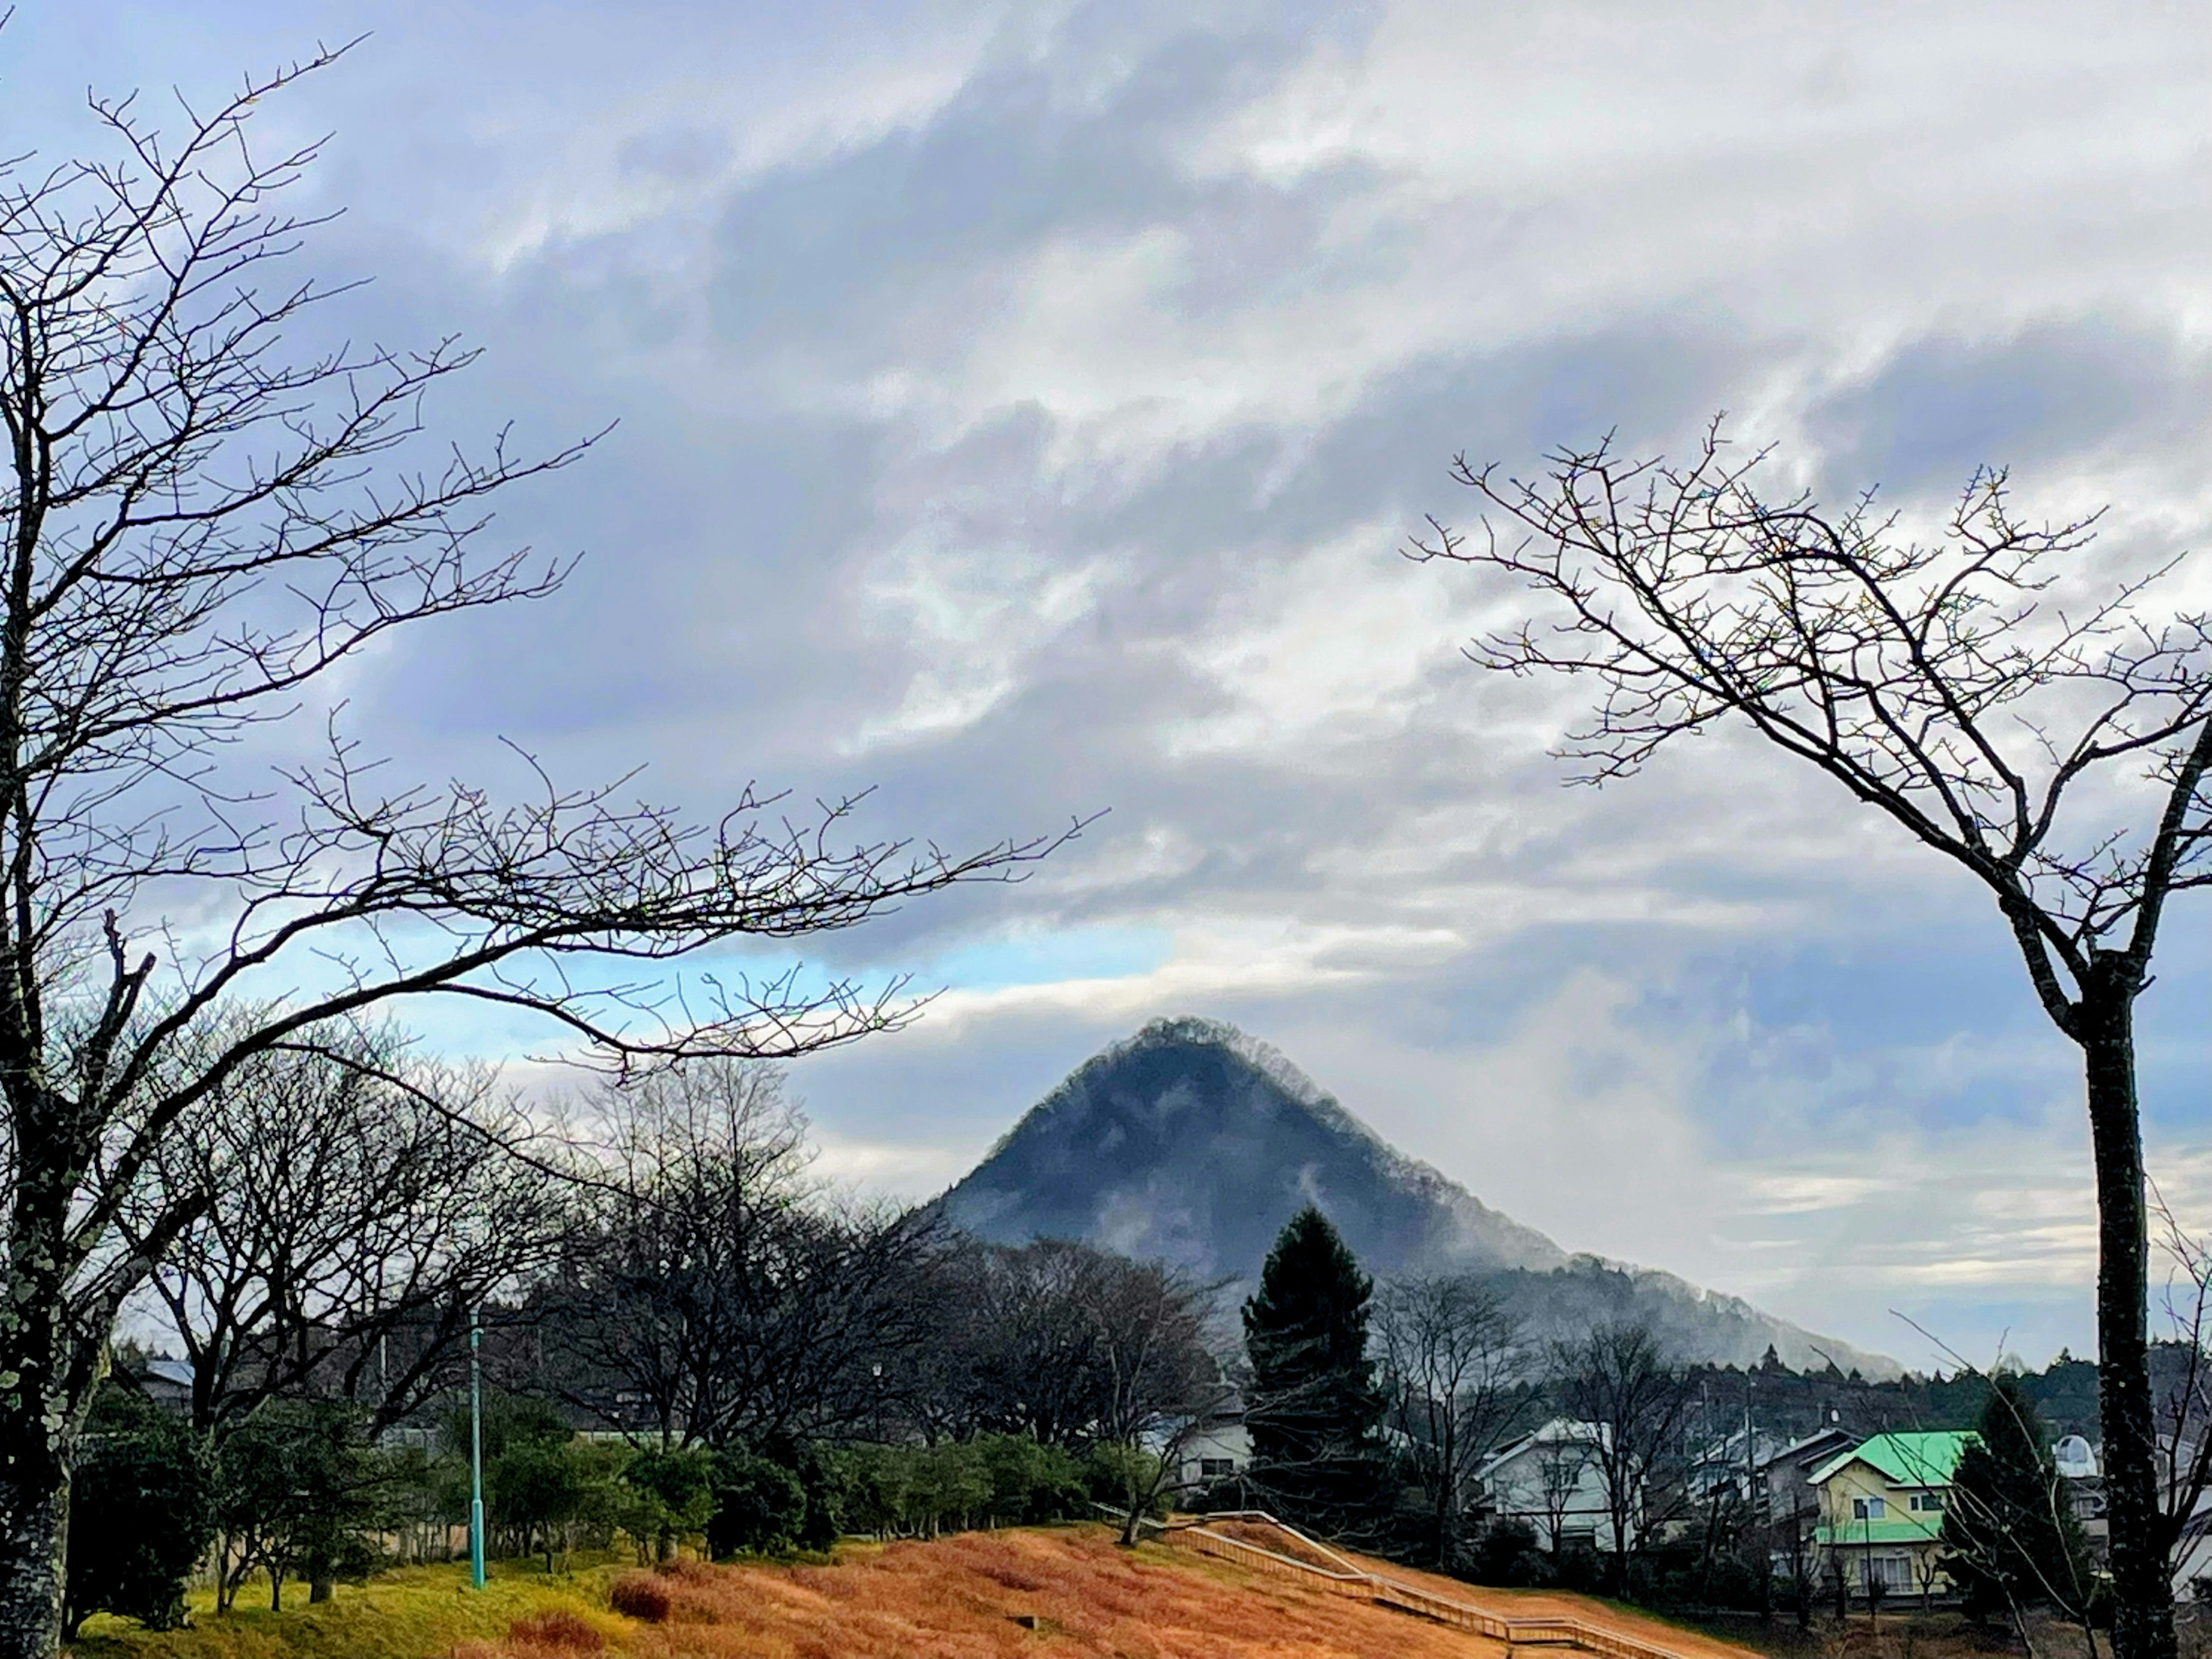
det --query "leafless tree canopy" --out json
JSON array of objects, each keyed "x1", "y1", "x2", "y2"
[
  {"x1": 119, "y1": 1020, "x2": 574, "y2": 1438},
  {"x1": 1412, "y1": 422, "x2": 2209, "y2": 1659},
  {"x1": 1374, "y1": 1273, "x2": 1530, "y2": 1566},
  {"x1": 0, "y1": 51, "x2": 1071, "y2": 1658},
  {"x1": 537, "y1": 1059, "x2": 949, "y2": 1452},
  {"x1": 1408, "y1": 425, "x2": 2211, "y2": 1020},
  {"x1": 1548, "y1": 1322, "x2": 1694, "y2": 1586}
]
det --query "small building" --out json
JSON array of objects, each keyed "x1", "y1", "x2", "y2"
[
  {"x1": 1759, "y1": 1426, "x2": 1858, "y2": 1532},
  {"x1": 1171, "y1": 1416, "x2": 1251, "y2": 1490},
  {"x1": 1810, "y1": 1430, "x2": 1974, "y2": 1598},
  {"x1": 119, "y1": 1354, "x2": 196, "y2": 1416},
  {"x1": 1153, "y1": 1392, "x2": 1251, "y2": 1491},
  {"x1": 1474, "y1": 1418, "x2": 1634, "y2": 1553}
]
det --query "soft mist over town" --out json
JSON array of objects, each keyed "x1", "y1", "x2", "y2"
[{"x1": 0, "y1": 6, "x2": 2205, "y2": 1659}]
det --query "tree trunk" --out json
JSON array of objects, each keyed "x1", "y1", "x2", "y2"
[
  {"x1": 309, "y1": 1574, "x2": 335, "y2": 1604},
  {"x1": 0, "y1": 1455, "x2": 65, "y2": 1659},
  {"x1": 0, "y1": 1197, "x2": 74, "y2": 1659},
  {"x1": 2081, "y1": 997, "x2": 2176, "y2": 1659}
]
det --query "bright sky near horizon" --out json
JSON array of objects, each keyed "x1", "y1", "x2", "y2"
[{"x1": 11, "y1": 1, "x2": 2208, "y2": 1370}]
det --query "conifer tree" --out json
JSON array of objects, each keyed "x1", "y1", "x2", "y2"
[
  {"x1": 1241, "y1": 1207, "x2": 1387, "y2": 1532},
  {"x1": 1941, "y1": 1376, "x2": 2094, "y2": 1627}
]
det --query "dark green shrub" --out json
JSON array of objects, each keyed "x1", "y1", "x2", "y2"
[
  {"x1": 704, "y1": 1446, "x2": 806, "y2": 1558},
  {"x1": 63, "y1": 1390, "x2": 215, "y2": 1636},
  {"x1": 619, "y1": 1446, "x2": 715, "y2": 1559},
  {"x1": 1461, "y1": 1518, "x2": 1550, "y2": 1588}
]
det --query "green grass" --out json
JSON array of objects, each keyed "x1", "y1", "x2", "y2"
[{"x1": 68, "y1": 1556, "x2": 640, "y2": 1659}]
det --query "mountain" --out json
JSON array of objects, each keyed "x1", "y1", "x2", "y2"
[{"x1": 938, "y1": 1016, "x2": 1899, "y2": 1378}]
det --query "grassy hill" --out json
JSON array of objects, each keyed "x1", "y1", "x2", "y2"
[{"x1": 70, "y1": 1525, "x2": 1762, "y2": 1659}]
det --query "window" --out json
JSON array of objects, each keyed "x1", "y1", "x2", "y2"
[
  {"x1": 1910, "y1": 1493, "x2": 1944, "y2": 1513},
  {"x1": 1199, "y1": 1459, "x2": 1236, "y2": 1478},
  {"x1": 1852, "y1": 1497, "x2": 1886, "y2": 1520},
  {"x1": 1869, "y1": 1552, "x2": 1914, "y2": 1591}
]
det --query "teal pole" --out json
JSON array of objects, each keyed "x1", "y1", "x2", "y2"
[{"x1": 469, "y1": 1306, "x2": 486, "y2": 1588}]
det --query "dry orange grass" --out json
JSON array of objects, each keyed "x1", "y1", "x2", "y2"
[
  {"x1": 451, "y1": 1524, "x2": 1774, "y2": 1659},
  {"x1": 494, "y1": 1527, "x2": 1516, "y2": 1658},
  {"x1": 1306, "y1": 1540, "x2": 1767, "y2": 1659}
]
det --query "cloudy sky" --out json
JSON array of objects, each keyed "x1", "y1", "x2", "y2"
[{"x1": 16, "y1": 1, "x2": 2209, "y2": 1368}]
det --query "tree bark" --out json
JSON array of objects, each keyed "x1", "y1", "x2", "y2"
[
  {"x1": 0, "y1": 1455, "x2": 64, "y2": 1659},
  {"x1": 1, "y1": 1182, "x2": 75, "y2": 1659},
  {"x1": 2082, "y1": 991, "x2": 2176, "y2": 1659}
]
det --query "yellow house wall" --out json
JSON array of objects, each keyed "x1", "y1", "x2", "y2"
[{"x1": 1816, "y1": 1461, "x2": 1949, "y2": 1592}]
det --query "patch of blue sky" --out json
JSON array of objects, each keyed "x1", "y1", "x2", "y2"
[
  {"x1": 916, "y1": 925, "x2": 1172, "y2": 994},
  {"x1": 214, "y1": 915, "x2": 1173, "y2": 1067}
]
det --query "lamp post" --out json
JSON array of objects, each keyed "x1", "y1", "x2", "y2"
[{"x1": 469, "y1": 1306, "x2": 486, "y2": 1589}]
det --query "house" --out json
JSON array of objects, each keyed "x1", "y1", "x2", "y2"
[
  {"x1": 1759, "y1": 1425, "x2": 1858, "y2": 1532},
  {"x1": 1171, "y1": 1417, "x2": 1251, "y2": 1490},
  {"x1": 1473, "y1": 1418, "x2": 1635, "y2": 1553},
  {"x1": 116, "y1": 1354, "x2": 196, "y2": 1416},
  {"x1": 1810, "y1": 1430, "x2": 1974, "y2": 1598},
  {"x1": 1686, "y1": 1425, "x2": 1787, "y2": 1506}
]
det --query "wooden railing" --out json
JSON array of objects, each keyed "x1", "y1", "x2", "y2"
[{"x1": 1127, "y1": 1508, "x2": 1707, "y2": 1659}]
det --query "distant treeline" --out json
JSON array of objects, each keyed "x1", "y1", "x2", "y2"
[{"x1": 1680, "y1": 1346, "x2": 2112, "y2": 1444}]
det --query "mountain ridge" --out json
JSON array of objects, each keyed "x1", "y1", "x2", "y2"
[{"x1": 938, "y1": 1014, "x2": 1900, "y2": 1378}]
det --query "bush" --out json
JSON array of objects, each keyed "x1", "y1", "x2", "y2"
[
  {"x1": 608, "y1": 1571, "x2": 672, "y2": 1622},
  {"x1": 507, "y1": 1609, "x2": 605, "y2": 1654},
  {"x1": 1460, "y1": 1518, "x2": 1551, "y2": 1588},
  {"x1": 1081, "y1": 1442, "x2": 1163, "y2": 1518},
  {"x1": 704, "y1": 1446, "x2": 807, "y2": 1557},
  {"x1": 618, "y1": 1446, "x2": 715, "y2": 1560},
  {"x1": 63, "y1": 1389, "x2": 215, "y2": 1635},
  {"x1": 974, "y1": 1433, "x2": 1086, "y2": 1526}
]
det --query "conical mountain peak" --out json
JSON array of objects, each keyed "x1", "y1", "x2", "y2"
[{"x1": 938, "y1": 1017, "x2": 1899, "y2": 1377}]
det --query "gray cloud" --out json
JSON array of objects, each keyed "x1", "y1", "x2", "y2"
[{"x1": 12, "y1": 0, "x2": 2207, "y2": 1360}]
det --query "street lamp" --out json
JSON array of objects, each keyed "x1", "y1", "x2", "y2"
[{"x1": 469, "y1": 1306, "x2": 486, "y2": 1589}]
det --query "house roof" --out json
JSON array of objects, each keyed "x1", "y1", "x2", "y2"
[
  {"x1": 1759, "y1": 1426, "x2": 1855, "y2": 1474},
  {"x1": 1809, "y1": 1431, "x2": 1975, "y2": 1490}
]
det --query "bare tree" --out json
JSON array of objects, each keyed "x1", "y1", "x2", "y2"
[
  {"x1": 0, "y1": 55, "x2": 1069, "y2": 1657},
  {"x1": 1411, "y1": 425, "x2": 2210, "y2": 1659},
  {"x1": 1374, "y1": 1272, "x2": 1531, "y2": 1565},
  {"x1": 2154, "y1": 1203, "x2": 2212, "y2": 1567},
  {"x1": 1550, "y1": 1322, "x2": 1694, "y2": 1590},
  {"x1": 1532, "y1": 1431, "x2": 1596, "y2": 1554},
  {"x1": 906, "y1": 1237, "x2": 1224, "y2": 1462},
  {"x1": 541, "y1": 1060, "x2": 950, "y2": 1452},
  {"x1": 120, "y1": 1020, "x2": 573, "y2": 1440}
]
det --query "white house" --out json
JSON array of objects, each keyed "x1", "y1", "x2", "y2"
[
  {"x1": 1146, "y1": 1393, "x2": 1252, "y2": 1491},
  {"x1": 1171, "y1": 1416, "x2": 1252, "y2": 1489},
  {"x1": 1474, "y1": 1418, "x2": 1635, "y2": 1552}
]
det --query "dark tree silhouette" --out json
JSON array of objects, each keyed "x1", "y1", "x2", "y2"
[
  {"x1": 1411, "y1": 425, "x2": 2211, "y2": 1659},
  {"x1": 1941, "y1": 1376, "x2": 2094, "y2": 1637},
  {"x1": 1374, "y1": 1272, "x2": 1529, "y2": 1566},
  {"x1": 122, "y1": 1021, "x2": 573, "y2": 1441},
  {"x1": 0, "y1": 52, "x2": 1069, "y2": 1657},
  {"x1": 1241, "y1": 1207, "x2": 1387, "y2": 1534},
  {"x1": 1549, "y1": 1322, "x2": 1693, "y2": 1591}
]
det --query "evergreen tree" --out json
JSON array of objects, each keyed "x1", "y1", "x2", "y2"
[
  {"x1": 1941, "y1": 1376, "x2": 2094, "y2": 1624},
  {"x1": 62, "y1": 1391, "x2": 215, "y2": 1638},
  {"x1": 1241, "y1": 1207, "x2": 1387, "y2": 1532}
]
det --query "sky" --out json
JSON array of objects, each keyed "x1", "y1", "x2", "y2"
[{"x1": 10, "y1": 1, "x2": 2209, "y2": 1369}]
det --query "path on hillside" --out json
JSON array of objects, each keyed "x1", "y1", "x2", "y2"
[{"x1": 1160, "y1": 1512, "x2": 1764, "y2": 1659}]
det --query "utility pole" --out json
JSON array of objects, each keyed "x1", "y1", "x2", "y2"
[{"x1": 469, "y1": 1306, "x2": 487, "y2": 1589}]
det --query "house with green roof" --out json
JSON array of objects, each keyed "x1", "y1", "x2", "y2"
[{"x1": 1809, "y1": 1431, "x2": 1976, "y2": 1599}]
